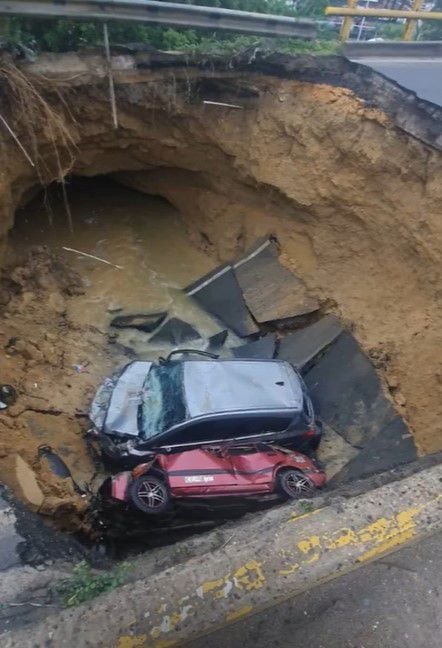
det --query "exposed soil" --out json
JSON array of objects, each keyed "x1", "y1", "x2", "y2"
[
  {"x1": 0, "y1": 178, "x2": 219, "y2": 527},
  {"x1": 0, "y1": 49, "x2": 441, "y2": 531},
  {"x1": 0, "y1": 246, "x2": 119, "y2": 527}
]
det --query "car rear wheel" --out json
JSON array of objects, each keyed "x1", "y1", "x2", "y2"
[
  {"x1": 277, "y1": 469, "x2": 315, "y2": 499},
  {"x1": 129, "y1": 474, "x2": 170, "y2": 514}
]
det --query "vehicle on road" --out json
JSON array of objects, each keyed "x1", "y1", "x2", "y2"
[
  {"x1": 104, "y1": 443, "x2": 326, "y2": 514},
  {"x1": 89, "y1": 350, "x2": 321, "y2": 466}
]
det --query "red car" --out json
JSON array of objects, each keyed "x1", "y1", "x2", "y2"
[{"x1": 108, "y1": 444, "x2": 325, "y2": 515}]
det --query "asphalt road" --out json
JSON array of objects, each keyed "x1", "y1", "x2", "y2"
[
  {"x1": 0, "y1": 493, "x2": 22, "y2": 572},
  {"x1": 191, "y1": 530, "x2": 442, "y2": 648},
  {"x1": 351, "y1": 58, "x2": 442, "y2": 106}
]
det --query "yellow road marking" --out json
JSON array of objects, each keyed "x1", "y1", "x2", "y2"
[
  {"x1": 117, "y1": 636, "x2": 147, "y2": 648},
  {"x1": 118, "y1": 497, "x2": 441, "y2": 647},
  {"x1": 226, "y1": 605, "x2": 254, "y2": 622}
]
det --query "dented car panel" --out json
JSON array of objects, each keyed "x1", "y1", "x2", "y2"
[
  {"x1": 90, "y1": 355, "x2": 320, "y2": 462},
  {"x1": 108, "y1": 444, "x2": 325, "y2": 513},
  {"x1": 90, "y1": 361, "x2": 153, "y2": 437}
]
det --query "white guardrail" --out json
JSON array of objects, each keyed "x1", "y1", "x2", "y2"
[{"x1": 0, "y1": 0, "x2": 316, "y2": 39}]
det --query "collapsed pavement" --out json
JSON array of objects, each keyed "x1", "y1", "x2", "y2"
[
  {"x1": 0, "y1": 48, "x2": 441, "y2": 636},
  {"x1": 182, "y1": 236, "x2": 418, "y2": 483}
]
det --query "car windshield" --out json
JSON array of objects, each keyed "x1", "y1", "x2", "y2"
[{"x1": 139, "y1": 362, "x2": 186, "y2": 439}]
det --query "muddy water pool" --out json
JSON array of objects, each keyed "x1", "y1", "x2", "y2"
[{"x1": 11, "y1": 177, "x2": 226, "y2": 357}]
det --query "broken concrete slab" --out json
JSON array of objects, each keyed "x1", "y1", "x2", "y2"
[
  {"x1": 207, "y1": 330, "x2": 229, "y2": 351},
  {"x1": 149, "y1": 317, "x2": 201, "y2": 346},
  {"x1": 332, "y1": 416, "x2": 417, "y2": 483},
  {"x1": 234, "y1": 238, "x2": 319, "y2": 324},
  {"x1": 232, "y1": 334, "x2": 277, "y2": 359},
  {"x1": 14, "y1": 456, "x2": 44, "y2": 510},
  {"x1": 316, "y1": 424, "x2": 359, "y2": 481},
  {"x1": 277, "y1": 315, "x2": 344, "y2": 371},
  {"x1": 304, "y1": 332, "x2": 396, "y2": 448},
  {"x1": 110, "y1": 311, "x2": 167, "y2": 333},
  {"x1": 185, "y1": 265, "x2": 259, "y2": 338}
]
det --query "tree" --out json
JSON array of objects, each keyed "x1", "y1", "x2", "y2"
[{"x1": 421, "y1": 0, "x2": 442, "y2": 40}]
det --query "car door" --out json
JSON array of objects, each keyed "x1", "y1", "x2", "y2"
[{"x1": 158, "y1": 414, "x2": 292, "y2": 449}]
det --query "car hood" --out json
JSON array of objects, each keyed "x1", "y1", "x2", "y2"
[{"x1": 90, "y1": 361, "x2": 152, "y2": 437}]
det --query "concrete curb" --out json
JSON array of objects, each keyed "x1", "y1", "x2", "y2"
[{"x1": 2, "y1": 465, "x2": 442, "y2": 648}]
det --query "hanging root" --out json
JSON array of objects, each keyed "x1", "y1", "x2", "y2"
[{"x1": 0, "y1": 59, "x2": 77, "y2": 229}]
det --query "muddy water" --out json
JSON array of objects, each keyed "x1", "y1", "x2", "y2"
[{"x1": 11, "y1": 177, "x2": 224, "y2": 356}]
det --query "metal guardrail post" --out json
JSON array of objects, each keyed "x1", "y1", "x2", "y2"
[
  {"x1": 327, "y1": 4, "x2": 442, "y2": 41},
  {"x1": 403, "y1": 0, "x2": 423, "y2": 41},
  {"x1": 339, "y1": 0, "x2": 357, "y2": 42}
]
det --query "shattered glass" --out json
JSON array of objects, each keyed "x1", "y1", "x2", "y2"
[{"x1": 140, "y1": 362, "x2": 186, "y2": 439}]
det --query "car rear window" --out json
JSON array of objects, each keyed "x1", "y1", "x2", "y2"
[{"x1": 139, "y1": 362, "x2": 186, "y2": 439}]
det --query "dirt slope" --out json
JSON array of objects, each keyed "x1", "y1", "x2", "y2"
[{"x1": 0, "y1": 248, "x2": 128, "y2": 525}]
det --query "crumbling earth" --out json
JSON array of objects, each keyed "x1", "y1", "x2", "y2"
[
  {"x1": 0, "y1": 48, "x2": 441, "y2": 535},
  {"x1": 0, "y1": 247, "x2": 128, "y2": 529}
]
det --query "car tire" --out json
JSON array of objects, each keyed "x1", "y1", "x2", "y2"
[
  {"x1": 129, "y1": 474, "x2": 170, "y2": 515},
  {"x1": 277, "y1": 469, "x2": 315, "y2": 499}
]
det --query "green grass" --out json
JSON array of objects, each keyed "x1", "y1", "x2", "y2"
[
  {"x1": 181, "y1": 35, "x2": 340, "y2": 59},
  {"x1": 298, "y1": 501, "x2": 315, "y2": 514},
  {"x1": 53, "y1": 561, "x2": 128, "y2": 607}
]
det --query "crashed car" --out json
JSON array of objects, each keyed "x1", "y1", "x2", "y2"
[
  {"x1": 90, "y1": 350, "x2": 321, "y2": 465},
  {"x1": 105, "y1": 444, "x2": 326, "y2": 514}
]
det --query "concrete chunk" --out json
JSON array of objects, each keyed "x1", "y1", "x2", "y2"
[
  {"x1": 277, "y1": 315, "x2": 344, "y2": 371},
  {"x1": 110, "y1": 311, "x2": 167, "y2": 333},
  {"x1": 185, "y1": 264, "x2": 259, "y2": 338},
  {"x1": 316, "y1": 423, "x2": 359, "y2": 481},
  {"x1": 304, "y1": 332, "x2": 396, "y2": 448},
  {"x1": 232, "y1": 334, "x2": 277, "y2": 359},
  {"x1": 14, "y1": 456, "x2": 44, "y2": 509},
  {"x1": 332, "y1": 417, "x2": 417, "y2": 483},
  {"x1": 207, "y1": 330, "x2": 229, "y2": 351},
  {"x1": 149, "y1": 317, "x2": 201, "y2": 346},
  {"x1": 234, "y1": 238, "x2": 319, "y2": 324}
]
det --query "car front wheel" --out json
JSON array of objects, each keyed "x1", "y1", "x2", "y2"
[
  {"x1": 129, "y1": 474, "x2": 170, "y2": 514},
  {"x1": 277, "y1": 469, "x2": 315, "y2": 499}
]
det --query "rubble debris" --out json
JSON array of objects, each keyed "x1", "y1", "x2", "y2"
[
  {"x1": 149, "y1": 318, "x2": 201, "y2": 346},
  {"x1": 107, "y1": 302, "x2": 123, "y2": 313},
  {"x1": 47, "y1": 291, "x2": 66, "y2": 315},
  {"x1": 207, "y1": 330, "x2": 229, "y2": 351},
  {"x1": 110, "y1": 311, "x2": 167, "y2": 333},
  {"x1": 14, "y1": 455, "x2": 44, "y2": 509},
  {"x1": 38, "y1": 446, "x2": 72, "y2": 480},
  {"x1": 72, "y1": 362, "x2": 90, "y2": 374},
  {"x1": 185, "y1": 265, "x2": 259, "y2": 338},
  {"x1": 232, "y1": 334, "x2": 277, "y2": 359},
  {"x1": 277, "y1": 315, "x2": 344, "y2": 371},
  {"x1": 234, "y1": 239, "x2": 319, "y2": 324},
  {"x1": 332, "y1": 417, "x2": 417, "y2": 483},
  {"x1": 0, "y1": 385, "x2": 17, "y2": 409},
  {"x1": 316, "y1": 423, "x2": 359, "y2": 481},
  {"x1": 304, "y1": 332, "x2": 405, "y2": 449}
]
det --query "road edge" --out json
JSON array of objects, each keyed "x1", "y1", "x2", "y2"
[{"x1": 2, "y1": 463, "x2": 442, "y2": 648}]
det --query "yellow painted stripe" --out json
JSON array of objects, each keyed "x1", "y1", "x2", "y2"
[
  {"x1": 117, "y1": 496, "x2": 441, "y2": 647},
  {"x1": 226, "y1": 604, "x2": 254, "y2": 622}
]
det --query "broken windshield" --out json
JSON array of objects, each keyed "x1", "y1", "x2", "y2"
[{"x1": 140, "y1": 362, "x2": 186, "y2": 439}]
